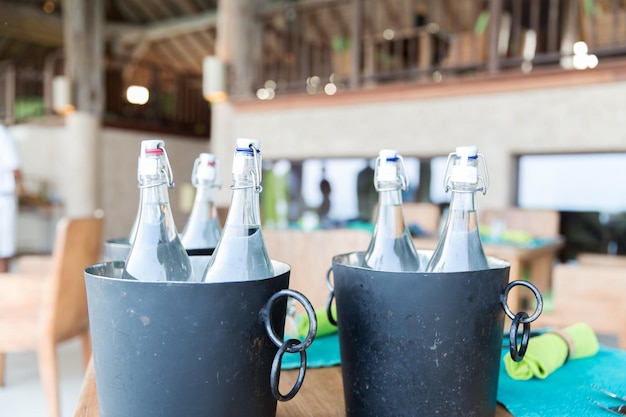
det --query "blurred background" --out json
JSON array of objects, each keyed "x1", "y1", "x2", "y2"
[{"x1": 2, "y1": 0, "x2": 626, "y2": 261}]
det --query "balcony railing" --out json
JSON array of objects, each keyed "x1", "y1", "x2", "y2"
[
  {"x1": 0, "y1": 58, "x2": 210, "y2": 137},
  {"x1": 253, "y1": 0, "x2": 626, "y2": 98}
]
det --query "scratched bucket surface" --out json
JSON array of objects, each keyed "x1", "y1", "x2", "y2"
[
  {"x1": 85, "y1": 257, "x2": 293, "y2": 417},
  {"x1": 332, "y1": 251, "x2": 510, "y2": 417}
]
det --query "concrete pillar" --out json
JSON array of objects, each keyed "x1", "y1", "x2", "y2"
[{"x1": 60, "y1": 111, "x2": 100, "y2": 217}]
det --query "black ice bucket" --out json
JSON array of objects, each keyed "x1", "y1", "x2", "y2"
[
  {"x1": 85, "y1": 257, "x2": 317, "y2": 417},
  {"x1": 327, "y1": 251, "x2": 542, "y2": 417},
  {"x1": 103, "y1": 237, "x2": 131, "y2": 261}
]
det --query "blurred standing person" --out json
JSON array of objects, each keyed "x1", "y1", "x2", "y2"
[
  {"x1": 317, "y1": 167, "x2": 332, "y2": 228},
  {"x1": 0, "y1": 124, "x2": 22, "y2": 272},
  {"x1": 356, "y1": 160, "x2": 376, "y2": 222}
]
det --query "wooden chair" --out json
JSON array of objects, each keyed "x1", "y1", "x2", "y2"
[
  {"x1": 535, "y1": 262, "x2": 626, "y2": 349},
  {"x1": 576, "y1": 252, "x2": 626, "y2": 268},
  {"x1": 479, "y1": 207, "x2": 560, "y2": 239},
  {"x1": 264, "y1": 228, "x2": 372, "y2": 311},
  {"x1": 0, "y1": 213, "x2": 104, "y2": 417}
]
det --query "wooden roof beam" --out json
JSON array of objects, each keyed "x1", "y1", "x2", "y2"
[
  {"x1": 109, "y1": 10, "x2": 218, "y2": 45},
  {"x1": 111, "y1": 10, "x2": 217, "y2": 80}
]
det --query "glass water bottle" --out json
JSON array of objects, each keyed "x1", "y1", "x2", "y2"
[
  {"x1": 122, "y1": 140, "x2": 195, "y2": 282},
  {"x1": 181, "y1": 153, "x2": 222, "y2": 250},
  {"x1": 201, "y1": 139, "x2": 274, "y2": 282},
  {"x1": 363, "y1": 149, "x2": 421, "y2": 272},
  {"x1": 425, "y1": 145, "x2": 489, "y2": 272}
]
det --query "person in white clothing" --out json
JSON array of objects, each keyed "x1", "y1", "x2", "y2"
[{"x1": 0, "y1": 124, "x2": 22, "y2": 272}]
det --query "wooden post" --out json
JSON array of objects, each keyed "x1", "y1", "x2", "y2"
[
  {"x1": 60, "y1": 0, "x2": 104, "y2": 216},
  {"x1": 350, "y1": 0, "x2": 363, "y2": 89},
  {"x1": 2, "y1": 64, "x2": 16, "y2": 125},
  {"x1": 62, "y1": 0, "x2": 104, "y2": 117},
  {"x1": 487, "y1": 0, "x2": 502, "y2": 75},
  {"x1": 217, "y1": 0, "x2": 261, "y2": 99}
]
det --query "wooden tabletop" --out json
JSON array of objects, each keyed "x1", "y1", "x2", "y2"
[{"x1": 74, "y1": 358, "x2": 513, "y2": 417}]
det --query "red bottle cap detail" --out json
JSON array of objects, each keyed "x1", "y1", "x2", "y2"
[{"x1": 144, "y1": 147, "x2": 164, "y2": 156}]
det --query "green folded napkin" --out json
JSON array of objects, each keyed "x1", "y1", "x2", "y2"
[
  {"x1": 296, "y1": 305, "x2": 337, "y2": 339},
  {"x1": 504, "y1": 322, "x2": 599, "y2": 380}
]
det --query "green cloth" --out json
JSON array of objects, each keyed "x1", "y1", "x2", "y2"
[
  {"x1": 504, "y1": 322, "x2": 599, "y2": 380},
  {"x1": 296, "y1": 305, "x2": 337, "y2": 339}
]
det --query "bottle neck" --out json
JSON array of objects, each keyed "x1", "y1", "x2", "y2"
[
  {"x1": 224, "y1": 185, "x2": 261, "y2": 227},
  {"x1": 224, "y1": 152, "x2": 262, "y2": 227},
  {"x1": 443, "y1": 188, "x2": 480, "y2": 237},
  {"x1": 447, "y1": 188, "x2": 477, "y2": 213},
  {"x1": 364, "y1": 184, "x2": 419, "y2": 271},
  {"x1": 374, "y1": 187, "x2": 405, "y2": 235},
  {"x1": 192, "y1": 185, "x2": 217, "y2": 209},
  {"x1": 136, "y1": 179, "x2": 177, "y2": 241},
  {"x1": 425, "y1": 187, "x2": 486, "y2": 272},
  {"x1": 378, "y1": 186, "x2": 403, "y2": 206},
  {"x1": 185, "y1": 185, "x2": 219, "y2": 227}
]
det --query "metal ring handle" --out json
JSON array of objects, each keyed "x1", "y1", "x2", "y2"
[
  {"x1": 324, "y1": 266, "x2": 338, "y2": 326},
  {"x1": 501, "y1": 280, "x2": 543, "y2": 323},
  {"x1": 270, "y1": 338, "x2": 307, "y2": 401},
  {"x1": 262, "y1": 289, "x2": 317, "y2": 352},
  {"x1": 509, "y1": 311, "x2": 531, "y2": 362},
  {"x1": 325, "y1": 265, "x2": 334, "y2": 291},
  {"x1": 326, "y1": 290, "x2": 337, "y2": 326}
]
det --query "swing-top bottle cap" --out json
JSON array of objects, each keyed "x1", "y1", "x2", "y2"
[
  {"x1": 379, "y1": 149, "x2": 399, "y2": 160},
  {"x1": 376, "y1": 149, "x2": 400, "y2": 183},
  {"x1": 140, "y1": 139, "x2": 164, "y2": 156},
  {"x1": 456, "y1": 145, "x2": 478, "y2": 157},
  {"x1": 195, "y1": 153, "x2": 217, "y2": 181},
  {"x1": 236, "y1": 138, "x2": 260, "y2": 151},
  {"x1": 450, "y1": 145, "x2": 478, "y2": 184},
  {"x1": 138, "y1": 139, "x2": 165, "y2": 176},
  {"x1": 232, "y1": 138, "x2": 262, "y2": 183}
]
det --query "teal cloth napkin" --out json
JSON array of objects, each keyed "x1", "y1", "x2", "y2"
[
  {"x1": 498, "y1": 345, "x2": 626, "y2": 416},
  {"x1": 281, "y1": 333, "x2": 341, "y2": 370}
]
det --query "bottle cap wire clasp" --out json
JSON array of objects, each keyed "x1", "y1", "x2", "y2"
[
  {"x1": 191, "y1": 153, "x2": 221, "y2": 189},
  {"x1": 138, "y1": 142, "x2": 175, "y2": 189},
  {"x1": 160, "y1": 143, "x2": 175, "y2": 189},
  {"x1": 374, "y1": 151, "x2": 409, "y2": 192},
  {"x1": 443, "y1": 149, "x2": 489, "y2": 195},
  {"x1": 231, "y1": 142, "x2": 263, "y2": 193}
]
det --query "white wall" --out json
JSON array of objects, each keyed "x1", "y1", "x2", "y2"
[
  {"x1": 10, "y1": 123, "x2": 209, "y2": 243},
  {"x1": 211, "y1": 80, "x2": 626, "y2": 210}
]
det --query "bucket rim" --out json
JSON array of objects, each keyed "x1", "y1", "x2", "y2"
[
  {"x1": 331, "y1": 250, "x2": 511, "y2": 272},
  {"x1": 84, "y1": 258, "x2": 291, "y2": 285}
]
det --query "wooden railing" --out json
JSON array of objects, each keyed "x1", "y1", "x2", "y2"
[
  {"x1": 103, "y1": 63, "x2": 211, "y2": 137},
  {"x1": 0, "y1": 61, "x2": 45, "y2": 124},
  {"x1": 0, "y1": 59, "x2": 210, "y2": 137},
  {"x1": 253, "y1": 0, "x2": 626, "y2": 97}
]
